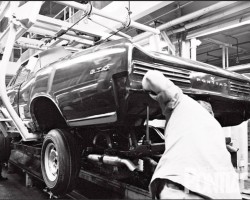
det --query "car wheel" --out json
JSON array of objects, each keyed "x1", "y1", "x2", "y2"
[
  {"x1": 41, "y1": 129, "x2": 80, "y2": 195},
  {"x1": 0, "y1": 131, "x2": 11, "y2": 162}
]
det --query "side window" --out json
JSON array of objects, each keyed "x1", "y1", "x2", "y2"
[
  {"x1": 13, "y1": 62, "x2": 30, "y2": 85},
  {"x1": 32, "y1": 57, "x2": 41, "y2": 74},
  {"x1": 26, "y1": 57, "x2": 40, "y2": 79},
  {"x1": 12, "y1": 56, "x2": 39, "y2": 86}
]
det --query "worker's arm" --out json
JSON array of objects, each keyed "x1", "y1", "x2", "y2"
[
  {"x1": 142, "y1": 70, "x2": 174, "y2": 94},
  {"x1": 142, "y1": 70, "x2": 183, "y2": 112}
]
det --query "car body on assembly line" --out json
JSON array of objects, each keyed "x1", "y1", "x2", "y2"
[{"x1": 1, "y1": 38, "x2": 250, "y2": 195}]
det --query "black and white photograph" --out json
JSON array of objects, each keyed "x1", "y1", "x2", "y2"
[{"x1": 0, "y1": 1, "x2": 250, "y2": 199}]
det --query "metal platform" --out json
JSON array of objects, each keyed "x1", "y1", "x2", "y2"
[
  {"x1": 78, "y1": 170, "x2": 151, "y2": 199},
  {"x1": 9, "y1": 152, "x2": 150, "y2": 199}
]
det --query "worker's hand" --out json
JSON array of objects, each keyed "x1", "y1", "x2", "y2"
[{"x1": 142, "y1": 70, "x2": 174, "y2": 94}]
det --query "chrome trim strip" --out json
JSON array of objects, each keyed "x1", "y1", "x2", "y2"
[
  {"x1": 132, "y1": 60, "x2": 190, "y2": 76},
  {"x1": 230, "y1": 87, "x2": 250, "y2": 92},
  {"x1": 230, "y1": 81, "x2": 250, "y2": 95},
  {"x1": 230, "y1": 89, "x2": 249, "y2": 95},
  {"x1": 230, "y1": 85, "x2": 250, "y2": 90},
  {"x1": 133, "y1": 66, "x2": 190, "y2": 79},
  {"x1": 230, "y1": 84, "x2": 250, "y2": 90},
  {"x1": 68, "y1": 111, "x2": 116, "y2": 122},
  {"x1": 67, "y1": 111, "x2": 117, "y2": 126},
  {"x1": 133, "y1": 70, "x2": 190, "y2": 84},
  {"x1": 133, "y1": 68, "x2": 190, "y2": 81}
]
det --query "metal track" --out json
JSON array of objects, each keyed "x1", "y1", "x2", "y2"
[
  {"x1": 9, "y1": 159, "x2": 150, "y2": 199},
  {"x1": 78, "y1": 170, "x2": 151, "y2": 199},
  {"x1": 8, "y1": 160, "x2": 88, "y2": 199}
]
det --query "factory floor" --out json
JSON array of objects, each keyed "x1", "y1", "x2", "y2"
[
  {"x1": 1, "y1": 162, "x2": 250, "y2": 199},
  {"x1": 0, "y1": 165, "x2": 48, "y2": 199}
]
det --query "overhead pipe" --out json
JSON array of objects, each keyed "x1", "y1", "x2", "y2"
[
  {"x1": 201, "y1": 38, "x2": 247, "y2": 53},
  {"x1": 36, "y1": 14, "x2": 122, "y2": 42},
  {"x1": 124, "y1": 1, "x2": 192, "y2": 36},
  {"x1": 197, "y1": 41, "x2": 250, "y2": 56},
  {"x1": 132, "y1": 1, "x2": 236, "y2": 43},
  {"x1": 187, "y1": 14, "x2": 250, "y2": 39},
  {"x1": 89, "y1": 17, "x2": 132, "y2": 39},
  {"x1": 200, "y1": 51, "x2": 250, "y2": 65},
  {"x1": 226, "y1": 47, "x2": 229, "y2": 68},
  {"x1": 227, "y1": 63, "x2": 250, "y2": 72},
  {"x1": 55, "y1": 1, "x2": 160, "y2": 35},
  {"x1": 222, "y1": 46, "x2": 226, "y2": 69},
  {"x1": 166, "y1": 2, "x2": 250, "y2": 36},
  {"x1": 225, "y1": 35, "x2": 240, "y2": 64},
  {"x1": 0, "y1": 1, "x2": 10, "y2": 22}
]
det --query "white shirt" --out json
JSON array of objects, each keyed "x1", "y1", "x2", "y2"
[{"x1": 149, "y1": 91, "x2": 241, "y2": 199}]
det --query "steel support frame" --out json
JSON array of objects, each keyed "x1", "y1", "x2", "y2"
[
  {"x1": 132, "y1": 1, "x2": 236, "y2": 43},
  {"x1": 221, "y1": 45, "x2": 229, "y2": 69},
  {"x1": 0, "y1": 1, "x2": 11, "y2": 22},
  {"x1": 55, "y1": 1, "x2": 160, "y2": 35},
  {"x1": 190, "y1": 38, "x2": 197, "y2": 61},
  {"x1": 187, "y1": 14, "x2": 250, "y2": 39}
]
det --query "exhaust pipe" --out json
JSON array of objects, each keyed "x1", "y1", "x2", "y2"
[{"x1": 87, "y1": 154, "x2": 138, "y2": 172}]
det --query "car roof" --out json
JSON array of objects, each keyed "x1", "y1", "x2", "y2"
[{"x1": 39, "y1": 47, "x2": 72, "y2": 68}]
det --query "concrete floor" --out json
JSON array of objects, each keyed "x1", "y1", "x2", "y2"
[{"x1": 0, "y1": 166, "x2": 49, "y2": 199}]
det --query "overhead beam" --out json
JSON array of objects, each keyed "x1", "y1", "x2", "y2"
[
  {"x1": 36, "y1": 15, "x2": 122, "y2": 40},
  {"x1": 15, "y1": 37, "x2": 48, "y2": 50},
  {"x1": 28, "y1": 26, "x2": 93, "y2": 46},
  {"x1": 32, "y1": 23, "x2": 95, "y2": 46},
  {"x1": 129, "y1": 1, "x2": 173, "y2": 21},
  {"x1": 203, "y1": 38, "x2": 247, "y2": 53},
  {"x1": 0, "y1": 1, "x2": 44, "y2": 49},
  {"x1": 132, "y1": 1, "x2": 236, "y2": 43},
  {"x1": 166, "y1": 1, "x2": 250, "y2": 36},
  {"x1": 55, "y1": 1, "x2": 160, "y2": 35},
  {"x1": 161, "y1": 31, "x2": 175, "y2": 54},
  {"x1": 187, "y1": 14, "x2": 250, "y2": 39},
  {"x1": 227, "y1": 63, "x2": 250, "y2": 72},
  {"x1": 89, "y1": 17, "x2": 131, "y2": 39},
  {"x1": 0, "y1": 1, "x2": 10, "y2": 22},
  {"x1": 199, "y1": 52, "x2": 250, "y2": 64},
  {"x1": 100, "y1": 1, "x2": 173, "y2": 32}
]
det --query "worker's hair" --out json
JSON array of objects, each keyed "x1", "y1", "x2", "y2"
[{"x1": 197, "y1": 100, "x2": 214, "y2": 116}]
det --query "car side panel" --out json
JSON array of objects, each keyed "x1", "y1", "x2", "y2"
[
  {"x1": 52, "y1": 47, "x2": 128, "y2": 123},
  {"x1": 25, "y1": 46, "x2": 126, "y2": 126}
]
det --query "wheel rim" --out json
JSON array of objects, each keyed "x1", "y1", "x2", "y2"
[{"x1": 44, "y1": 143, "x2": 59, "y2": 182}]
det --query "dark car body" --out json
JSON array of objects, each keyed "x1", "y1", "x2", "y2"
[{"x1": 4, "y1": 38, "x2": 250, "y2": 131}]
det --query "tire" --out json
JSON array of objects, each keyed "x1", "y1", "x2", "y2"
[
  {"x1": 41, "y1": 129, "x2": 80, "y2": 195},
  {"x1": 0, "y1": 131, "x2": 11, "y2": 162}
]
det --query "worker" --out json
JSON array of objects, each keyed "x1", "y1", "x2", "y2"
[
  {"x1": 142, "y1": 70, "x2": 241, "y2": 199},
  {"x1": 0, "y1": 132, "x2": 10, "y2": 181},
  {"x1": 0, "y1": 162, "x2": 8, "y2": 181}
]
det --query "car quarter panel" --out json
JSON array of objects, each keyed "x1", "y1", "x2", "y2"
[{"x1": 49, "y1": 46, "x2": 129, "y2": 124}]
